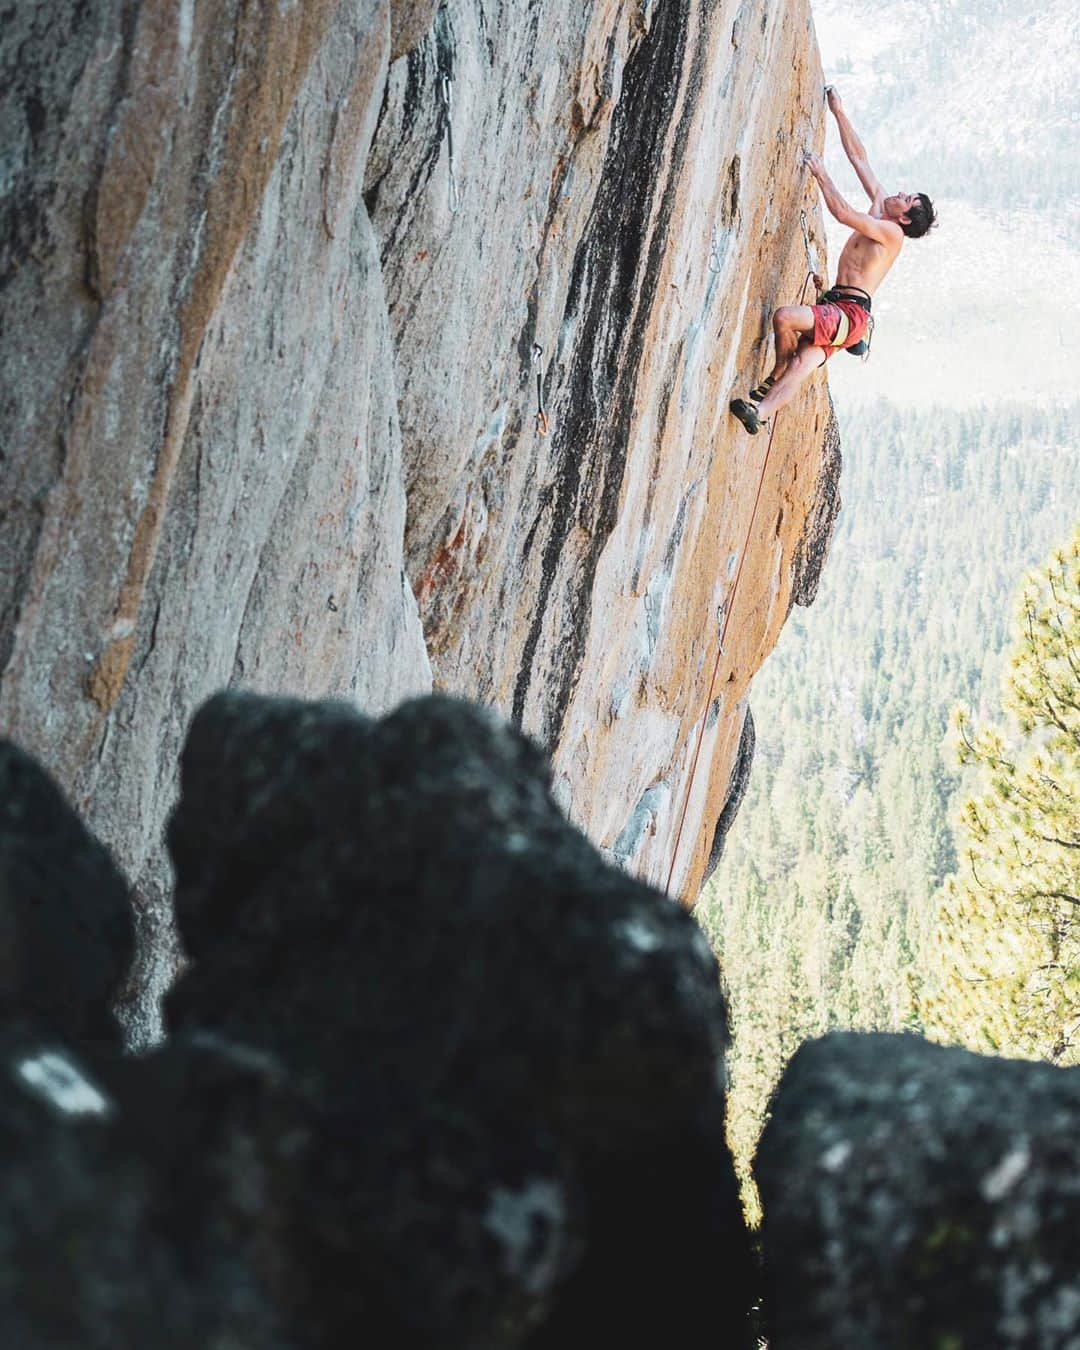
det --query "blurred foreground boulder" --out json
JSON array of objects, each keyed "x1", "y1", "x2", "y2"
[
  {"x1": 166, "y1": 691, "x2": 755, "y2": 1346},
  {"x1": 0, "y1": 1023, "x2": 318, "y2": 1348},
  {"x1": 0, "y1": 1019, "x2": 460, "y2": 1347},
  {"x1": 0, "y1": 742, "x2": 132, "y2": 1047},
  {"x1": 5, "y1": 696, "x2": 1080, "y2": 1345},
  {"x1": 0, "y1": 693, "x2": 754, "y2": 1346},
  {"x1": 756, "y1": 1032, "x2": 1080, "y2": 1349}
]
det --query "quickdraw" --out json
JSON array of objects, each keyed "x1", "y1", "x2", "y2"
[
  {"x1": 532, "y1": 343, "x2": 549, "y2": 436},
  {"x1": 707, "y1": 223, "x2": 723, "y2": 274},
  {"x1": 441, "y1": 76, "x2": 461, "y2": 215}
]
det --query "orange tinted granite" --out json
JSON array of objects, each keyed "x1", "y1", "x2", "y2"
[{"x1": 1, "y1": 0, "x2": 835, "y2": 1035}]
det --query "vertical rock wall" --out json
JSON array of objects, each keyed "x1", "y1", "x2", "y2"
[
  {"x1": 367, "y1": 0, "x2": 834, "y2": 896},
  {"x1": 1, "y1": 0, "x2": 834, "y2": 1028}
]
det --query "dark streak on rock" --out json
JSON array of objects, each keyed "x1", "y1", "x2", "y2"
[
  {"x1": 0, "y1": 0, "x2": 132, "y2": 677},
  {"x1": 400, "y1": 43, "x2": 426, "y2": 141},
  {"x1": 701, "y1": 703, "x2": 754, "y2": 887},
  {"x1": 630, "y1": 341, "x2": 682, "y2": 592},
  {"x1": 722, "y1": 153, "x2": 740, "y2": 226},
  {"x1": 520, "y1": 484, "x2": 555, "y2": 576},
  {"x1": 511, "y1": 0, "x2": 709, "y2": 743},
  {"x1": 134, "y1": 597, "x2": 163, "y2": 679},
  {"x1": 0, "y1": 1, "x2": 98, "y2": 287},
  {"x1": 663, "y1": 485, "x2": 692, "y2": 575},
  {"x1": 789, "y1": 393, "x2": 842, "y2": 614},
  {"x1": 475, "y1": 0, "x2": 495, "y2": 66},
  {"x1": 365, "y1": 14, "x2": 453, "y2": 264}
]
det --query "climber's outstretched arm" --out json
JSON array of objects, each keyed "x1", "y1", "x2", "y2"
[
  {"x1": 805, "y1": 153, "x2": 899, "y2": 246},
  {"x1": 825, "y1": 86, "x2": 884, "y2": 209}
]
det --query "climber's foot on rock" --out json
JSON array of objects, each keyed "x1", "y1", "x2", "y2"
[
  {"x1": 749, "y1": 376, "x2": 775, "y2": 402},
  {"x1": 729, "y1": 397, "x2": 768, "y2": 435}
]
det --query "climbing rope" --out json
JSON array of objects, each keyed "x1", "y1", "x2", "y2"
[
  {"x1": 441, "y1": 76, "x2": 461, "y2": 214},
  {"x1": 664, "y1": 269, "x2": 816, "y2": 899},
  {"x1": 532, "y1": 342, "x2": 549, "y2": 436}
]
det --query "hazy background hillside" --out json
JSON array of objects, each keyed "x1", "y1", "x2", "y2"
[
  {"x1": 813, "y1": 0, "x2": 1080, "y2": 407},
  {"x1": 702, "y1": 0, "x2": 1080, "y2": 1213}
]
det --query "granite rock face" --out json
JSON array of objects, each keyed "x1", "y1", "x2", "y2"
[
  {"x1": 0, "y1": 0, "x2": 432, "y2": 1040},
  {"x1": 755, "y1": 1032, "x2": 1080, "y2": 1350},
  {"x1": 166, "y1": 689, "x2": 757, "y2": 1345},
  {"x1": 702, "y1": 702, "x2": 755, "y2": 886},
  {"x1": 366, "y1": 0, "x2": 836, "y2": 899},
  {"x1": 1, "y1": 1, "x2": 836, "y2": 1025}
]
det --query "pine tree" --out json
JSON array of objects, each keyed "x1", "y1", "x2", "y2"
[{"x1": 923, "y1": 527, "x2": 1080, "y2": 1063}]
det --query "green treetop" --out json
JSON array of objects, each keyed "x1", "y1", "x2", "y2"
[{"x1": 923, "y1": 526, "x2": 1080, "y2": 1063}]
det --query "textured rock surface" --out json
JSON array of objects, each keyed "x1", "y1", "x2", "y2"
[
  {"x1": 702, "y1": 702, "x2": 755, "y2": 885},
  {"x1": 0, "y1": 741, "x2": 131, "y2": 1046},
  {"x1": 390, "y1": 0, "x2": 442, "y2": 61},
  {"x1": 755, "y1": 1032, "x2": 1080, "y2": 1349},
  {"x1": 1, "y1": 0, "x2": 836, "y2": 1036},
  {"x1": 0, "y1": 0, "x2": 431, "y2": 1039},
  {"x1": 367, "y1": 0, "x2": 835, "y2": 899},
  {"x1": 789, "y1": 394, "x2": 842, "y2": 611},
  {"x1": 165, "y1": 689, "x2": 756, "y2": 1345}
]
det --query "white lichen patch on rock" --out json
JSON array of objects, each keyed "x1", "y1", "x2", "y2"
[
  {"x1": 614, "y1": 916, "x2": 666, "y2": 955},
  {"x1": 981, "y1": 1143, "x2": 1031, "y2": 1203},
  {"x1": 484, "y1": 1180, "x2": 567, "y2": 1296},
  {"x1": 16, "y1": 1051, "x2": 113, "y2": 1120}
]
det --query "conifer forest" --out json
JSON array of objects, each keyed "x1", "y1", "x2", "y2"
[{"x1": 700, "y1": 400, "x2": 1080, "y2": 1215}]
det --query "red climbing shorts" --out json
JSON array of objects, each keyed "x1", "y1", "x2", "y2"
[{"x1": 812, "y1": 300, "x2": 870, "y2": 359}]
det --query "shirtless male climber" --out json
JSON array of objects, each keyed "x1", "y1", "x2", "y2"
[{"x1": 729, "y1": 86, "x2": 936, "y2": 434}]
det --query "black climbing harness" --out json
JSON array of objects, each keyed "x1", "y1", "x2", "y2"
[{"x1": 819, "y1": 283, "x2": 871, "y2": 309}]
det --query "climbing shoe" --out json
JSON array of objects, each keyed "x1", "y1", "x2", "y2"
[
  {"x1": 749, "y1": 376, "x2": 775, "y2": 402},
  {"x1": 729, "y1": 397, "x2": 768, "y2": 435}
]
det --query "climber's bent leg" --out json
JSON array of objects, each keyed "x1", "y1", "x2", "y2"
[
  {"x1": 756, "y1": 339, "x2": 827, "y2": 418},
  {"x1": 766, "y1": 304, "x2": 816, "y2": 384}
]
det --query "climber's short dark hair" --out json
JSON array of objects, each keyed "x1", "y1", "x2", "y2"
[{"x1": 902, "y1": 193, "x2": 936, "y2": 239}]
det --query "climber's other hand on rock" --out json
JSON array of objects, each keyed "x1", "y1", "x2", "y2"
[
  {"x1": 804, "y1": 151, "x2": 824, "y2": 178},
  {"x1": 826, "y1": 86, "x2": 843, "y2": 115}
]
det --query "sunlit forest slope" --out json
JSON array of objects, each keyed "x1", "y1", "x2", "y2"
[{"x1": 699, "y1": 400, "x2": 1080, "y2": 1207}]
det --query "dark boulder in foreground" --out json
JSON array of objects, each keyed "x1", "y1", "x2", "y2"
[
  {"x1": 162, "y1": 690, "x2": 755, "y2": 1346},
  {"x1": 9, "y1": 694, "x2": 1080, "y2": 1346},
  {"x1": 0, "y1": 741, "x2": 132, "y2": 1047},
  {"x1": 756, "y1": 1031, "x2": 1080, "y2": 1349},
  {"x1": 0, "y1": 1019, "x2": 430, "y2": 1348}
]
